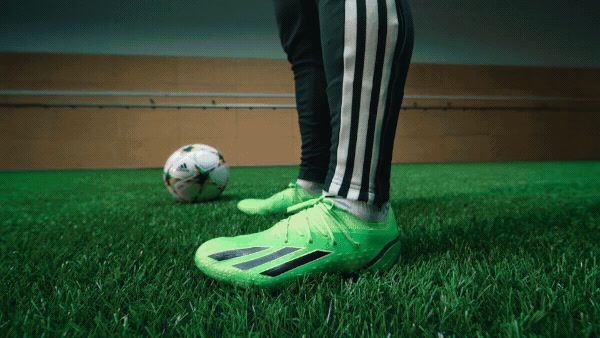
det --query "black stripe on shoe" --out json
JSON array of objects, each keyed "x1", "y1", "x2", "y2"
[
  {"x1": 259, "y1": 250, "x2": 332, "y2": 277},
  {"x1": 208, "y1": 246, "x2": 269, "y2": 261},
  {"x1": 233, "y1": 247, "x2": 301, "y2": 271},
  {"x1": 362, "y1": 235, "x2": 401, "y2": 269}
]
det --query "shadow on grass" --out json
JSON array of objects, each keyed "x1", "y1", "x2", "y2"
[
  {"x1": 148, "y1": 193, "x2": 243, "y2": 207},
  {"x1": 392, "y1": 195, "x2": 600, "y2": 265},
  {"x1": 208, "y1": 194, "x2": 242, "y2": 203}
]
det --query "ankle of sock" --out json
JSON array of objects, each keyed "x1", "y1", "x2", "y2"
[
  {"x1": 332, "y1": 198, "x2": 389, "y2": 223},
  {"x1": 296, "y1": 179, "x2": 324, "y2": 195}
]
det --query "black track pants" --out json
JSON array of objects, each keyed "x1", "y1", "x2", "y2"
[{"x1": 273, "y1": 0, "x2": 414, "y2": 205}]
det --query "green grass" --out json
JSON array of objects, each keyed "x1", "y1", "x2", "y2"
[{"x1": 1, "y1": 162, "x2": 600, "y2": 337}]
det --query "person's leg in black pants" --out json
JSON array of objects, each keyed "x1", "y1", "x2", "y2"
[
  {"x1": 195, "y1": 0, "x2": 415, "y2": 287},
  {"x1": 236, "y1": 0, "x2": 333, "y2": 215},
  {"x1": 273, "y1": 0, "x2": 331, "y2": 188},
  {"x1": 274, "y1": 0, "x2": 414, "y2": 209},
  {"x1": 255, "y1": 0, "x2": 414, "y2": 218},
  {"x1": 319, "y1": 0, "x2": 414, "y2": 208},
  {"x1": 247, "y1": 0, "x2": 413, "y2": 214}
]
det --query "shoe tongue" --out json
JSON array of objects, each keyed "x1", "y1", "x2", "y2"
[{"x1": 272, "y1": 184, "x2": 296, "y2": 199}]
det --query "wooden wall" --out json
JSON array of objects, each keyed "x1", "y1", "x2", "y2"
[{"x1": 1, "y1": 52, "x2": 599, "y2": 169}]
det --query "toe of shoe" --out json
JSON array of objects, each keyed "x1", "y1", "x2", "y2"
[
  {"x1": 194, "y1": 238, "x2": 219, "y2": 270},
  {"x1": 237, "y1": 199, "x2": 265, "y2": 215},
  {"x1": 194, "y1": 238, "x2": 236, "y2": 282},
  {"x1": 236, "y1": 199, "x2": 253, "y2": 211},
  {"x1": 194, "y1": 238, "x2": 264, "y2": 287}
]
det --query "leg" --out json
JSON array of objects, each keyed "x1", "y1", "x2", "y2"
[
  {"x1": 195, "y1": 0, "x2": 413, "y2": 287},
  {"x1": 236, "y1": 0, "x2": 329, "y2": 216},
  {"x1": 273, "y1": 0, "x2": 331, "y2": 184},
  {"x1": 319, "y1": 0, "x2": 414, "y2": 205}
]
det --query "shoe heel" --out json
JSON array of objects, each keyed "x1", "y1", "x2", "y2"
[{"x1": 364, "y1": 237, "x2": 401, "y2": 271}]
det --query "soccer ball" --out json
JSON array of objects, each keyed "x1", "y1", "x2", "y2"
[{"x1": 163, "y1": 144, "x2": 229, "y2": 202}]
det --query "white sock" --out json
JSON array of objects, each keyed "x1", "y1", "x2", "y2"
[
  {"x1": 296, "y1": 179, "x2": 323, "y2": 195},
  {"x1": 332, "y1": 198, "x2": 389, "y2": 223}
]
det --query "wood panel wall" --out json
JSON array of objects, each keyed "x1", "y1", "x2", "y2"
[{"x1": 1, "y1": 52, "x2": 599, "y2": 169}]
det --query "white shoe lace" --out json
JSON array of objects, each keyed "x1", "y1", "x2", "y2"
[{"x1": 278, "y1": 197, "x2": 360, "y2": 247}]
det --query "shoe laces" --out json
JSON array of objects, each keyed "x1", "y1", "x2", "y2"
[{"x1": 278, "y1": 196, "x2": 360, "y2": 247}]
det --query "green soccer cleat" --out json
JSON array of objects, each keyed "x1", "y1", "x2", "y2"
[
  {"x1": 195, "y1": 197, "x2": 401, "y2": 288},
  {"x1": 237, "y1": 182, "x2": 319, "y2": 215}
]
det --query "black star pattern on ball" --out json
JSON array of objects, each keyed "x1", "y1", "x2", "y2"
[
  {"x1": 193, "y1": 167, "x2": 210, "y2": 186},
  {"x1": 163, "y1": 172, "x2": 173, "y2": 186}
]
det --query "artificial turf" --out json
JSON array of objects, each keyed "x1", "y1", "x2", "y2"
[{"x1": 1, "y1": 161, "x2": 600, "y2": 337}]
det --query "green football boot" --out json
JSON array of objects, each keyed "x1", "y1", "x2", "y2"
[
  {"x1": 237, "y1": 182, "x2": 319, "y2": 215},
  {"x1": 195, "y1": 197, "x2": 401, "y2": 288}
]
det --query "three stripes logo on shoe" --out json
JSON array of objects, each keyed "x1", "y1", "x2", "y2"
[{"x1": 208, "y1": 247, "x2": 332, "y2": 277}]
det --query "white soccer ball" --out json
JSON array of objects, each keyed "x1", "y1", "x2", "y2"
[{"x1": 163, "y1": 144, "x2": 229, "y2": 202}]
